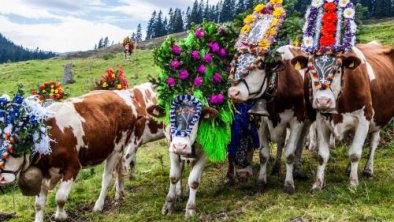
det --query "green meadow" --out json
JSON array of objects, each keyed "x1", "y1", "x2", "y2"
[{"x1": 0, "y1": 19, "x2": 393, "y2": 222}]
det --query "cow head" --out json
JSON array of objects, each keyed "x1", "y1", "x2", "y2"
[
  {"x1": 147, "y1": 95, "x2": 218, "y2": 156},
  {"x1": 291, "y1": 54, "x2": 361, "y2": 113},
  {"x1": 228, "y1": 56, "x2": 285, "y2": 103},
  {"x1": 0, "y1": 154, "x2": 28, "y2": 185}
]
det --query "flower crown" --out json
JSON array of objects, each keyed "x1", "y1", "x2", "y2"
[
  {"x1": 301, "y1": 0, "x2": 357, "y2": 55},
  {"x1": 229, "y1": 0, "x2": 286, "y2": 84}
]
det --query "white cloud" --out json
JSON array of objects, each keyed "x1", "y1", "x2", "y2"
[{"x1": 0, "y1": 15, "x2": 131, "y2": 52}]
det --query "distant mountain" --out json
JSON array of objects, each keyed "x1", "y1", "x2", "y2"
[{"x1": 0, "y1": 33, "x2": 56, "y2": 64}]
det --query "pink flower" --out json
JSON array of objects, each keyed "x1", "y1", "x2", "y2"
[
  {"x1": 170, "y1": 60, "x2": 181, "y2": 70},
  {"x1": 195, "y1": 29, "x2": 205, "y2": 39},
  {"x1": 208, "y1": 42, "x2": 220, "y2": 52},
  {"x1": 203, "y1": 54, "x2": 213, "y2": 63},
  {"x1": 216, "y1": 93, "x2": 224, "y2": 104},
  {"x1": 219, "y1": 48, "x2": 227, "y2": 57},
  {"x1": 167, "y1": 77, "x2": 176, "y2": 86},
  {"x1": 209, "y1": 95, "x2": 218, "y2": 104},
  {"x1": 213, "y1": 72, "x2": 222, "y2": 83},
  {"x1": 178, "y1": 70, "x2": 189, "y2": 80},
  {"x1": 198, "y1": 65, "x2": 206, "y2": 74},
  {"x1": 191, "y1": 50, "x2": 201, "y2": 60},
  {"x1": 194, "y1": 77, "x2": 203, "y2": 86},
  {"x1": 171, "y1": 45, "x2": 181, "y2": 55}
]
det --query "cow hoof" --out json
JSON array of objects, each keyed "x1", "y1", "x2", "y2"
[
  {"x1": 362, "y1": 169, "x2": 374, "y2": 179},
  {"x1": 256, "y1": 181, "x2": 267, "y2": 194},
  {"x1": 310, "y1": 185, "x2": 322, "y2": 194},
  {"x1": 92, "y1": 203, "x2": 104, "y2": 212},
  {"x1": 52, "y1": 211, "x2": 68, "y2": 222},
  {"x1": 185, "y1": 205, "x2": 196, "y2": 218},
  {"x1": 349, "y1": 179, "x2": 359, "y2": 189},
  {"x1": 284, "y1": 182, "x2": 295, "y2": 195},
  {"x1": 161, "y1": 202, "x2": 174, "y2": 215}
]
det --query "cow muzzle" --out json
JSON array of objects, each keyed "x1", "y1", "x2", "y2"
[
  {"x1": 170, "y1": 137, "x2": 193, "y2": 155},
  {"x1": 0, "y1": 173, "x2": 16, "y2": 185},
  {"x1": 235, "y1": 166, "x2": 253, "y2": 182}
]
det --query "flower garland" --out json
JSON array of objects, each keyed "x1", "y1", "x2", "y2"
[
  {"x1": 302, "y1": 0, "x2": 356, "y2": 54},
  {"x1": 96, "y1": 65, "x2": 128, "y2": 90},
  {"x1": 229, "y1": 0, "x2": 286, "y2": 84},
  {"x1": 150, "y1": 21, "x2": 237, "y2": 162},
  {"x1": 32, "y1": 82, "x2": 66, "y2": 103},
  {"x1": 0, "y1": 85, "x2": 52, "y2": 174}
]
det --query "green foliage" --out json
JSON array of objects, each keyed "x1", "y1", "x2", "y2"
[{"x1": 103, "y1": 54, "x2": 115, "y2": 60}]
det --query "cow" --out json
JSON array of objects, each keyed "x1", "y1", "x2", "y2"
[
  {"x1": 228, "y1": 45, "x2": 310, "y2": 194},
  {"x1": 290, "y1": 42, "x2": 394, "y2": 192},
  {"x1": 0, "y1": 83, "x2": 164, "y2": 222},
  {"x1": 147, "y1": 96, "x2": 220, "y2": 217}
]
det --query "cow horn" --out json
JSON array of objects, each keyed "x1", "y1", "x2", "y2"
[{"x1": 18, "y1": 166, "x2": 43, "y2": 196}]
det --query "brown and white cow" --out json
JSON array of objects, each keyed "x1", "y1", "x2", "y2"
[
  {"x1": 291, "y1": 42, "x2": 394, "y2": 192},
  {"x1": 147, "y1": 97, "x2": 219, "y2": 217},
  {"x1": 228, "y1": 45, "x2": 310, "y2": 194},
  {"x1": 0, "y1": 83, "x2": 164, "y2": 222}
]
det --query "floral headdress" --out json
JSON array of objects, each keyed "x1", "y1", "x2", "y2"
[
  {"x1": 32, "y1": 82, "x2": 66, "y2": 105},
  {"x1": 0, "y1": 85, "x2": 52, "y2": 174},
  {"x1": 301, "y1": 0, "x2": 356, "y2": 55},
  {"x1": 150, "y1": 21, "x2": 237, "y2": 162},
  {"x1": 230, "y1": 0, "x2": 286, "y2": 84},
  {"x1": 95, "y1": 65, "x2": 128, "y2": 90}
]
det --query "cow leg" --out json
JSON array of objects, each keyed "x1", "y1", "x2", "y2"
[
  {"x1": 162, "y1": 152, "x2": 182, "y2": 215},
  {"x1": 115, "y1": 157, "x2": 125, "y2": 202},
  {"x1": 311, "y1": 115, "x2": 331, "y2": 193},
  {"x1": 124, "y1": 143, "x2": 139, "y2": 180},
  {"x1": 257, "y1": 121, "x2": 269, "y2": 192},
  {"x1": 363, "y1": 131, "x2": 380, "y2": 178},
  {"x1": 185, "y1": 155, "x2": 207, "y2": 218},
  {"x1": 54, "y1": 179, "x2": 75, "y2": 221},
  {"x1": 283, "y1": 119, "x2": 304, "y2": 194},
  {"x1": 34, "y1": 181, "x2": 49, "y2": 222},
  {"x1": 294, "y1": 121, "x2": 310, "y2": 180},
  {"x1": 272, "y1": 138, "x2": 285, "y2": 176},
  {"x1": 348, "y1": 118, "x2": 370, "y2": 188},
  {"x1": 93, "y1": 152, "x2": 122, "y2": 212},
  {"x1": 175, "y1": 160, "x2": 184, "y2": 201},
  {"x1": 307, "y1": 122, "x2": 317, "y2": 151}
]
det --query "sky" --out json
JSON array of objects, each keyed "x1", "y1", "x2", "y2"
[{"x1": 0, "y1": 0, "x2": 220, "y2": 53}]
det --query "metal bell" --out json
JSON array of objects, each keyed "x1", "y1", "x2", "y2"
[{"x1": 248, "y1": 99, "x2": 269, "y2": 116}]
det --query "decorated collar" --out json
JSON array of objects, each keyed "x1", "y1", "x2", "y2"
[
  {"x1": 301, "y1": 0, "x2": 356, "y2": 55},
  {"x1": 230, "y1": 0, "x2": 286, "y2": 85},
  {"x1": 170, "y1": 95, "x2": 202, "y2": 137}
]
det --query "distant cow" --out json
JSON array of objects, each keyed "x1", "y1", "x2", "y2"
[
  {"x1": 291, "y1": 42, "x2": 394, "y2": 192},
  {"x1": 228, "y1": 45, "x2": 310, "y2": 194},
  {"x1": 0, "y1": 83, "x2": 164, "y2": 222},
  {"x1": 147, "y1": 95, "x2": 220, "y2": 217}
]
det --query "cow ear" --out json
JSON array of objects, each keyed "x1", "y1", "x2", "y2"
[
  {"x1": 147, "y1": 105, "x2": 166, "y2": 118},
  {"x1": 343, "y1": 56, "x2": 361, "y2": 70},
  {"x1": 201, "y1": 107, "x2": 219, "y2": 120},
  {"x1": 270, "y1": 60, "x2": 285, "y2": 73},
  {"x1": 291, "y1": 56, "x2": 308, "y2": 70}
]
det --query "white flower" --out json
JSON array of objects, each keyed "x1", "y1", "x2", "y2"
[
  {"x1": 343, "y1": 8, "x2": 355, "y2": 19},
  {"x1": 339, "y1": 0, "x2": 350, "y2": 7},
  {"x1": 312, "y1": 0, "x2": 323, "y2": 8},
  {"x1": 303, "y1": 36, "x2": 314, "y2": 48},
  {"x1": 350, "y1": 21, "x2": 357, "y2": 32},
  {"x1": 326, "y1": 0, "x2": 334, "y2": 3}
]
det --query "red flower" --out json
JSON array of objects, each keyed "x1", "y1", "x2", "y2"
[
  {"x1": 320, "y1": 35, "x2": 336, "y2": 47},
  {"x1": 321, "y1": 23, "x2": 337, "y2": 36},
  {"x1": 324, "y1": 3, "x2": 337, "y2": 12},
  {"x1": 39, "y1": 85, "x2": 45, "y2": 90},
  {"x1": 322, "y1": 12, "x2": 338, "y2": 24},
  {"x1": 39, "y1": 95, "x2": 44, "y2": 101},
  {"x1": 32, "y1": 90, "x2": 38, "y2": 95},
  {"x1": 49, "y1": 95, "x2": 55, "y2": 99}
]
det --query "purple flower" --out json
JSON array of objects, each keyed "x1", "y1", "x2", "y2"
[
  {"x1": 213, "y1": 72, "x2": 222, "y2": 83},
  {"x1": 219, "y1": 48, "x2": 227, "y2": 57},
  {"x1": 209, "y1": 95, "x2": 218, "y2": 104},
  {"x1": 216, "y1": 93, "x2": 224, "y2": 104},
  {"x1": 178, "y1": 70, "x2": 189, "y2": 80},
  {"x1": 170, "y1": 60, "x2": 181, "y2": 70},
  {"x1": 208, "y1": 42, "x2": 220, "y2": 52},
  {"x1": 203, "y1": 54, "x2": 213, "y2": 63},
  {"x1": 193, "y1": 77, "x2": 203, "y2": 86},
  {"x1": 171, "y1": 45, "x2": 181, "y2": 55},
  {"x1": 191, "y1": 50, "x2": 201, "y2": 60},
  {"x1": 195, "y1": 29, "x2": 205, "y2": 39},
  {"x1": 226, "y1": 66, "x2": 232, "y2": 73},
  {"x1": 198, "y1": 65, "x2": 206, "y2": 74},
  {"x1": 167, "y1": 77, "x2": 176, "y2": 86}
]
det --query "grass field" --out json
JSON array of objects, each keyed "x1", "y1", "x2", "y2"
[{"x1": 0, "y1": 20, "x2": 394, "y2": 222}]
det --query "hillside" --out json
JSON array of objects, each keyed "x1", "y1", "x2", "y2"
[
  {"x1": 0, "y1": 33, "x2": 56, "y2": 64},
  {"x1": 0, "y1": 20, "x2": 393, "y2": 222}
]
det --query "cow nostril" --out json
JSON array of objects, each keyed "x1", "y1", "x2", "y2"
[{"x1": 235, "y1": 91, "x2": 240, "y2": 96}]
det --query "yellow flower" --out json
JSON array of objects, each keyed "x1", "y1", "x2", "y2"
[
  {"x1": 273, "y1": 8, "x2": 285, "y2": 18},
  {"x1": 50, "y1": 89, "x2": 54, "y2": 93},
  {"x1": 55, "y1": 89, "x2": 59, "y2": 94},
  {"x1": 254, "y1": 4, "x2": 265, "y2": 12},
  {"x1": 117, "y1": 84, "x2": 122, "y2": 89},
  {"x1": 241, "y1": 25, "x2": 251, "y2": 34},
  {"x1": 243, "y1": 15, "x2": 255, "y2": 24},
  {"x1": 49, "y1": 93, "x2": 54, "y2": 96},
  {"x1": 102, "y1": 82, "x2": 108, "y2": 88},
  {"x1": 270, "y1": 0, "x2": 283, "y2": 4},
  {"x1": 271, "y1": 18, "x2": 279, "y2": 26},
  {"x1": 259, "y1": 39, "x2": 271, "y2": 50},
  {"x1": 50, "y1": 85, "x2": 54, "y2": 88},
  {"x1": 111, "y1": 74, "x2": 115, "y2": 78},
  {"x1": 42, "y1": 90, "x2": 46, "y2": 93},
  {"x1": 268, "y1": 28, "x2": 277, "y2": 36}
]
